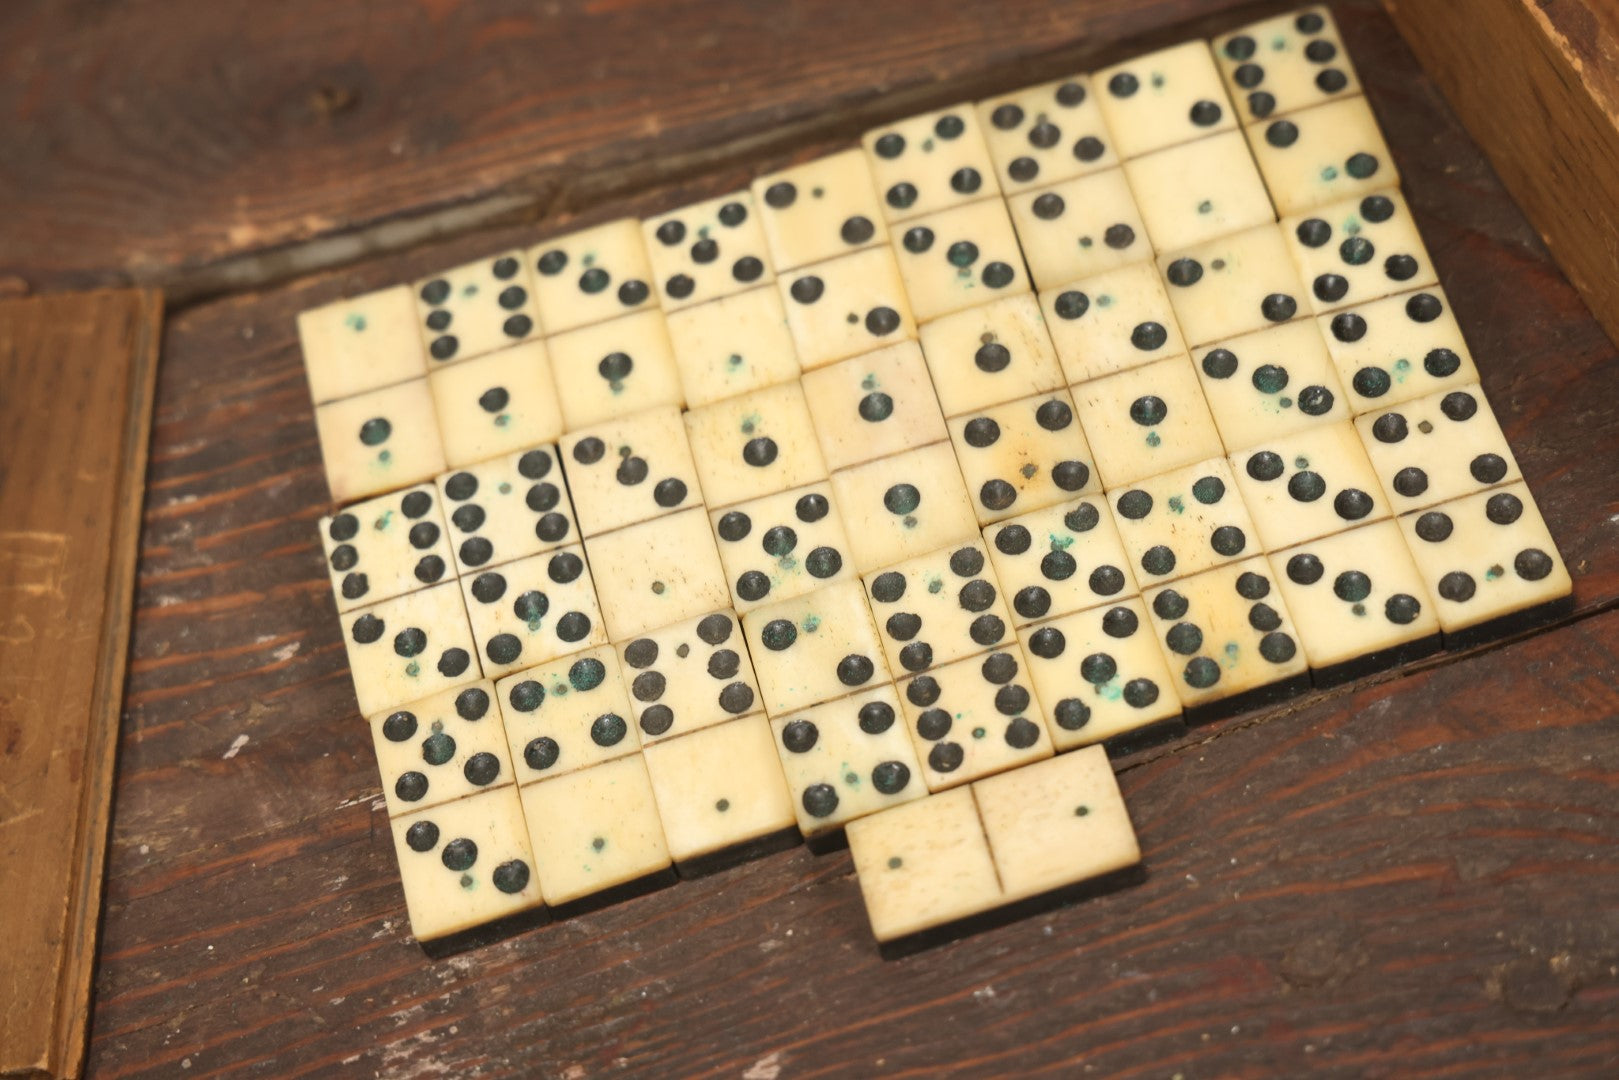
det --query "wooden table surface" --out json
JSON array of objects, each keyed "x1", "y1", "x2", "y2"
[{"x1": 9, "y1": 0, "x2": 1615, "y2": 1075}]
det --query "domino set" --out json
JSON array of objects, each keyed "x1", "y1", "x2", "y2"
[{"x1": 298, "y1": 6, "x2": 1573, "y2": 953}]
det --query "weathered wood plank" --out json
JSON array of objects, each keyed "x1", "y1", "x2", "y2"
[
  {"x1": 1385, "y1": 0, "x2": 1619, "y2": 350},
  {"x1": 0, "y1": 0, "x2": 1285, "y2": 298},
  {"x1": 0, "y1": 289, "x2": 160, "y2": 1079}
]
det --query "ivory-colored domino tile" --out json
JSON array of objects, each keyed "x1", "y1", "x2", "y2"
[
  {"x1": 319, "y1": 483, "x2": 454, "y2": 613},
  {"x1": 1006, "y1": 168, "x2": 1151, "y2": 289},
  {"x1": 583, "y1": 507, "x2": 731, "y2": 642},
  {"x1": 390, "y1": 786, "x2": 543, "y2": 941},
  {"x1": 1230, "y1": 422, "x2": 1387, "y2": 550},
  {"x1": 917, "y1": 294, "x2": 1066, "y2": 416},
  {"x1": 1318, "y1": 287, "x2": 1482, "y2": 413},
  {"x1": 1122, "y1": 130, "x2": 1276, "y2": 252},
  {"x1": 412, "y1": 251, "x2": 541, "y2": 366},
  {"x1": 898, "y1": 645, "x2": 1053, "y2": 792},
  {"x1": 771, "y1": 684, "x2": 926, "y2": 836},
  {"x1": 528, "y1": 218, "x2": 657, "y2": 335},
  {"x1": 1110, "y1": 457, "x2": 1259, "y2": 587},
  {"x1": 862, "y1": 104, "x2": 1001, "y2": 223},
  {"x1": 298, "y1": 284, "x2": 426, "y2": 405},
  {"x1": 892, "y1": 198, "x2": 1030, "y2": 323},
  {"x1": 800, "y1": 341, "x2": 948, "y2": 471},
  {"x1": 496, "y1": 646, "x2": 640, "y2": 783},
  {"x1": 641, "y1": 715, "x2": 797, "y2": 864},
  {"x1": 1142, "y1": 557, "x2": 1308, "y2": 710},
  {"x1": 1158, "y1": 223, "x2": 1309, "y2": 347},
  {"x1": 864, "y1": 540, "x2": 1014, "y2": 677},
  {"x1": 458, "y1": 546, "x2": 608, "y2": 678},
  {"x1": 1397, "y1": 481, "x2": 1572, "y2": 637},
  {"x1": 1245, "y1": 96, "x2": 1400, "y2": 217},
  {"x1": 1355, "y1": 383, "x2": 1521, "y2": 515},
  {"x1": 974, "y1": 745, "x2": 1141, "y2": 901},
  {"x1": 947, "y1": 389, "x2": 1100, "y2": 526},
  {"x1": 1213, "y1": 5, "x2": 1361, "y2": 123},
  {"x1": 1040, "y1": 261, "x2": 1188, "y2": 384},
  {"x1": 341, "y1": 580, "x2": 480, "y2": 718},
  {"x1": 664, "y1": 285, "x2": 802, "y2": 408},
  {"x1": 546, "y1": 309, "x2": 684, "y2": 431},
  {"x1": 368, "y1": 680, "x2": 511, "y2": 817},
  {"x1": 642, "y1": 190, "x2": 774, "y2": 312},
  {"x1": 1191, "y1": 319, "x2": 1349, "y2": 451},
  {"x1": 435, "y1": 445, "x2": 578, "y2": 574},
  {"x1": 710, "y1": 482, "x2": 856, "y2": 612},
  {"x1": 976, "y1": 74, "x2": 1118, "y2": 194},
  {"x1": 983, "y1": 495, "x2": 1139, "y2": 627},
  {"x1": 752, "y1": 148, "x2": 891, "y2": 271},
  {"x1": 845, "y1": 786, "x2": 1003, "y2": 943},
  {"x1": 1020, "y1": 598, "x2": 1181, "y2": 750},
  {"x1": 777, "y1": 246, "x2": 918, "y2": 370},
  {"x1": 519, "y1": 755, "x2": 672, "y2": 907},
  {"x1": 1282, "y1": 188, "x2": 1437, "y2": 315},
  {"x1": 559, "y1": 407, "x2": 701, "y2": 538},
  {"x1": 830, "y1": 441, "x2": 980, "y2": 573},
  {"x1": 1268, "y1": 520, "x2": 1440, "y2": 673},
  {"x1": 315, "y1": 379, "x2": 446, "y2": 505},
  {"x1": 428, "y1": 340, "x2": 564, "y2": 467},
  {"x1": 741, "y1": 579, "x2": 892, "y2": 717},
  {"x1": 1095, "y1": 40, "x2": 1238, "y2": 159},
  {"x1": 1071, "y1": 354, "x2": 1224, "y2": 489},
  {"x1": 684, "y1": 380, "x2": 828, "y2": 508},
  {"x1": 618, "y1": 608, "x2": 762, "y2": 744}
]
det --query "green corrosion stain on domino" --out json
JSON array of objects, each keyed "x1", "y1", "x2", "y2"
[
  {"x1": 727, "y1": 354, "x2": 743, "y2": 370},
  {"x1": 740, "y1": 413, "x2": 761, "y2": 434},
  {"x1": 592, "y1": 837, "x2": 607, "y2": 853},
  {"x1": 1146, "y1": 432, "x2": 1162, "y2": 448},
  {"x1": 377, "y1": 450, "x2": 392, "y2": 465},
  {"x1": 1167, "y1": 495, "x2": 1185, "y2": 515},
  {"x1": 495, "y1": 414, "x2": 511, "y2": 427},
  {"x1": 498, "y1": 482, "x2": 512, "y2": 494},
  {"x1": 373, "y1": 510, "x2": 394, "y2": 532},
  {"x1": 1278, "y1": 396, "x2": 1293, "y2": 409},
  {"x1": 972, "y1": 727, "x2": 987, "y2": 739},
  {"x1": 461, "y1": 283, "x2": 478, "y2": 298},
  {"x1": 345, "y1": 312, "x2": 367, "y2": 332},
  {"x1": 861, "y1": 373, "x2": 878, "y2": 390},
  {"x1": 1097, "y1": 294, "x2": 1114, "y2": 308},
  {"x1": 1295, "y1": 456, "x2": 1310, "y2": 469},
  {"x1": 927, "y1": 575, "x2": 944, "y2": 594},
  {"x1": 1393, "y1": 358, "x2": 1412, "y2": 382},
  {"x1": 460, "y1": 873, "x2": 475, "y2": 889},
  {"x1": 1343, "y1": 216, "x2": 1362, "y2": 235},
  {"x1": 1150, "y1": 72, "x2": 1165, "y2": 89},
  {"x1": 1486, "y1": 565, "x2": 1505, "y2": 581},
  {"x1": 801, "y1": 614, "x2": 821, "y2": 633},
  {"x1": 1321, "y1": 166, "x2": 1340, "y2": 181},
  {"x1": 1099, "y1": 677, "x2": 1122, "y2": 702},
  {"x1": 405, "y1": 661, "x2": 420, "y2": 677},
  {"x1": 1198, "y1": 200, "x2": 1212, "y2": 214},
  {"x1": 1048, "y1": 534, "x2": 1074, "y2": 551},
  {"x1": 1223, "y1": 642, "x2": 1240, "y2": 668}
]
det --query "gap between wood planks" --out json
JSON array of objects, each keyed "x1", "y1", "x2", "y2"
[
  {"x1": 150, "y1": 0, "x2": 1286, "y2": 313},
  {"x1": 1115, "y1": 592, "x2": 1619, "y2": 777}
]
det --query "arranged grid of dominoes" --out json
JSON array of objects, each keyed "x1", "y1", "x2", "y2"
[{"x1": 297, "y1": 6, "x2": 1573, "y2": 951}]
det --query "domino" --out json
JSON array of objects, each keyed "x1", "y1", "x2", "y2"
[
  {"x1": 1143, "y1": 557, "x2": 1310, "y2": 721},
  {"x1": 584, "y1": 507, "x2": 731, "y2": 642},
  {"x1": 559, "y1": 407, "x2": 701, "y2": 538},
  {"x1": 771, "y1": 684, "x2": 926, "y2": 838},
  {"x1": 528, "y1": 218, "x2": 657, "y2": 335},
  {"x1": 642, "y1": 191, "x2": 774, "y2": 311},
  {"x1": 664, "y1": 285, "x2": 803, "y2": 408},
  {"x1": 862, "y1": 104, "x2": 1001, "y2": 222},
  {"x1": 1021, "y1": 599, "x2": 1184, "y2": 751},
  {"x1": 1213, "y1": 6, "x2": 1361, "y2": 122},
  {"x1": 1318, "y1": 286, "x2": 1483, "y2": 413},
  {"x1": 341, "y1": 581, "x2": 480, "y2": 718},
  {"x1": 1005, "y1": 168, "x2": 1151, "y2": 290},
  {"x1": 1094, "y1": 41, "x2": 1238, "y2": 160},
  {"x1": 546, "y1": 309, "x2": 685, "y2": 430},
  {"x1": 829, "y1": 441, "x2": 981, "y2": 573},
  {"x1": 684, "y1": 380, "x2": 829, "y2": 507},
  {"x1": 298, "y1": 284, "x2": 426, "y2": 405},
  {"x1": 1072, "y1": 355, "x2": 1225, "y2": 489},
  {"x1": 1269, "y1": 520, "x2": 1441, "y2": 685},
  {"x1": 947, "y1": 389, "x2": 1099, "y2": 525},
  {"x1": 426, "y1": 340, "x2": 564, "y2": 468},
  {"x1": 1397, "y1": 481, "x2": 1573, "y2": 647},
  {"x1": 1230, "y1": 422, "x2": 1387, "y2": 550},
  {"x1": 458, "y1": 546, "x2": 608, "y2": 677},
  {"x1": 1122, "y1": 130, "x2": 1277, "y2": 253},
  {"x1": 1281, "y1": 189, "x2": 1438, "y2": 314},
  {"x1": 1245, "y1": 96, "x2": 1400, "y2": 217},
  {"x1": 319, "y1": 484, "x2": 454, "y2": 613},
  {"x1": 368, "y1": 680, "x2": 512, "y2": 816},
  {"x1": 800, "y1": 341, "x2": 949, "y2": 471},
  {"x1": 916, "y1": 295, "x2": 1066, "y2": 417},
  {"x1": 899, "y1": 645, "x2": 1053, "y2": 791},
  {"x1": 976, "y1": 74, "x2": 1117, "y2": 193},
  {"x1": 1192, "y1": 320, "x2": 1349, "y2": 451},
  {"x1": 496, "y1": 646, "x2": 640, "y2": 784},
  {"x1": 710, "y1": 482, "x2": 856, "y2": 611},
  {"x1": 618, "y1": 609, "x2": 763, "y2": 743},
  {"x1": 1109, "y1": 457, "x2": 1260, "y2": 587},
  {"x1": 864, "y1": 540, "x2": 1014, "y2": 676},
  {"x1": 412, "y1": 251, "x2": 542, "y2": 365},
  {"x1": 1354, "y1": 383, "x2": 1521, "y2": 514},
  {"x1": 436, "y1": 445, "x2": 578, "y2": 574},
  {"x1": 982, "y1": 495, "x2": 1139, "y2": 627},
  {"x1": 314, "y1": 379, "x2": 446, "y2": 505},
  {"x1": 741, "y1": 579, "x2": 892, "y2": 717},
  {"x1": 1040, "y1": 261, "x2": 1189, "y2": 385},
  {"x1": 752, "y1": 148, "x2": 890, "y2": 271}
]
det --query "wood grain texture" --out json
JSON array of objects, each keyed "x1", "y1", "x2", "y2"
[
  {"x1": 1385, "y1": 0, "x2": 1619, "y2": 350},
  {"x1": 80, "y1": 0, "x2": 1619, "y2": 1076},
  {"x1": 0, "y1": 0, "x2": 1293, "y2": 300},
  {"x1": 0, "y1": 289, "x2": 161, "y2": 1080}
]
